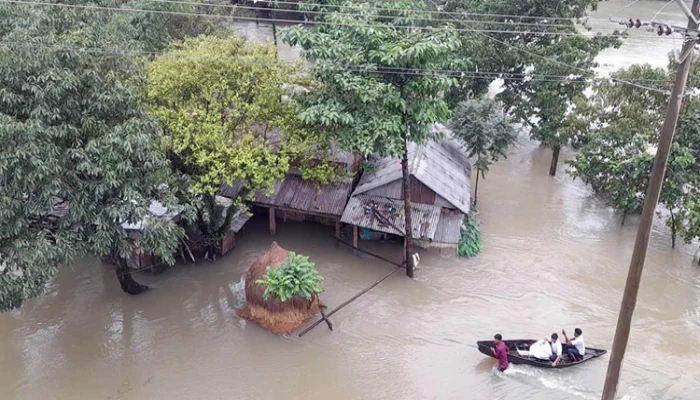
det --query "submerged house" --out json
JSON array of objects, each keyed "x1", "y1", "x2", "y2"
[
  {"x1": 341, "y1": 136, "x2": 472, "y2": 255},
  {"x1": 118, "y1": 200, "x2": 182, "y2": 270},
  {"x1": 217, "y1": 136, "x2": 359, "y2": 239},
  {"x1": 214, "y1": 194, "x2": 253, "y2": 256},
  {"x1": 251, "y1": 146, "x2": 357, "y2": 236}
]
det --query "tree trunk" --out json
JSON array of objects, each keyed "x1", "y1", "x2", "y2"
[
  {"x1": 402, "y1": 131, "x2": 414, "y2": 278},
  {"x1": 621, "y1": 211, "x2": 627, "y2": 226},
  {"x1": 473, "y1": 172, "x2": 480, "y2": 206},
  {"x1": 272, "y1": 24, "x2": 278, "y2": 54},
  {"x1": 670, "y1": 212, "x2": 676, "y2": 249},
  {"x1": 116, "y1": 258, "x2": 148, "y2": 295},
  {"x1": 549, "y1": 146, "x2": 561, "y2": 176}
]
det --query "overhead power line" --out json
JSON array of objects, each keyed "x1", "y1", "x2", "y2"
[
  {"x1": 131, "y1": 0, "x2": 605, "y2": 31},
  {"x1": 0, "y1": 41, "x2": 687, "y2": 87},
  {"x1": 246, "y1": 0, "x2": 601, "y2": 23},
  {"x1": 425, "y1": 0, "x2": 674, "y2": 95},
  {"x1": 0, "y1": 0, "x2": 664, "y2": 40},
  {"x1": 0, "y1": 0, "x2": 687, "y2": 94}
]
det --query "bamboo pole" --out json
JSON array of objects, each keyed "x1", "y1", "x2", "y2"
[{"x1": 298, "y1": 266, "x2": 402, "y2": 337}]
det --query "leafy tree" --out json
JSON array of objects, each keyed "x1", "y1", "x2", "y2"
[
  {"x1": 569, "y1": 64, "x2": 700, "y2": 247},
  {"x1": 448, "y1": 99, "x2": 516, "y2": 205},
  {"x1": 256, "y1": 252, "x2": 323, "y2": 302},
  {"x1": 438, "y1": 0, "x2": 621, "y2": 175},
  {"x1": 566, "y1": 65, "x2": 667, "y2": 222},
  {"x1": 148, "y1": 36, "x2": 292, "y2": 195},
  {"x1": 147, "y1": 36, "x2": 340, "y2": 252},
  {"x1": 108, "y1": 0, "x2": 222, "y2": 52},
  {"x1": 284, "y1": 0, "x2": 461, "y2": 277},
  {"x1": 0, "y1": 5, "x2": 188, "y2": 311}
]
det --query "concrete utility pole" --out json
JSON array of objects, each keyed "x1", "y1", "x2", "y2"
[{"x1": 602, "y1": 0, "x2": 700, "y2": 398}]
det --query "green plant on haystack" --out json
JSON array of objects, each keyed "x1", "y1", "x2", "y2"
[
  {"x1": 459, "y1": 210, "x2": 481, "y2": 258},
  {"x1": 256, "y1": 252, "x2": 323, "y2": 302}
]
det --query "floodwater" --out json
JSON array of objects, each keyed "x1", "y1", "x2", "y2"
[{"x1": 2, "y1": 1, "x2": 700, "y2": 399}]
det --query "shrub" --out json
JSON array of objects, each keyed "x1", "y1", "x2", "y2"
[
  {"x1": 256, "y1": 252, "x2": 323, "y2": 302},
  {"x1": 458, "y1": 210, "x2": 481, "y2": 258}
]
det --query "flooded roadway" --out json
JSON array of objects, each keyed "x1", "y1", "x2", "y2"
[{"x1": 2, "y1": 1, "x2": 700, "y2": 399}]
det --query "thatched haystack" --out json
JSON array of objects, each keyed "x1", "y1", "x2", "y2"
[{"x1": 238, "y1": 242, "x2": 320, "y2": 334}]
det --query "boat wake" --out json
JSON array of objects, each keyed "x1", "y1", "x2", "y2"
[{"x1": 495, "y1": 364, "x2": 597, "y2": 400}]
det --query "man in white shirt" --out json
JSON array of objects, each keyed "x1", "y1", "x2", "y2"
[
  {"x1": 562, "y1": 328, "x2": 586, "y2": 361},
  {"x1": 549, "y1": 333, "x2": 563, "y2": 367}
]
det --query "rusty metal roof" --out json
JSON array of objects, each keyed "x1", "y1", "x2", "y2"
[
  {"x1": 340, "y1": 195, "x2": 441, "y2": 240},
  {"x1": 254, "y1": 174, "x2": 352, "y2": 218}
]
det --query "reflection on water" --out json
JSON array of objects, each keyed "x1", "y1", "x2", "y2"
[{"x1": 2, "y1": 2, "x2": 700, "y2": 399}]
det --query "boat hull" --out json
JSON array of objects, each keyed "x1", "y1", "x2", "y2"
[{"x1": 477, "y1": 339, "x2": 607, "y2": 369}]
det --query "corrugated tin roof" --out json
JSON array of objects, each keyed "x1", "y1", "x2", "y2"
[
  {"x1": 353, "y1": 126, "x2": 472, "y2": 214},
  {"x1": 254, "y1": 174, "x2": 351, "y2": 217},
  {"x1": 340, "y1": 195, "x2": 441, "y2": 240},
  {"x1": 122, "y1": 200, "x2": 180, "y2": 231},
  {"x1": 432, "y1": 211, "x2": 463, "y2": 244},
  {"x1": 230, "y1": 210, "x2": 252, "y2": 233},
  {"x1": 214, "y1": 195, "x2": 252, "y2": 233}
]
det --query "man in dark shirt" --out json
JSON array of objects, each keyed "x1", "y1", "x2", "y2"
[{"x1": 490, "y1": 333, "x2": 509, "y2": 372}]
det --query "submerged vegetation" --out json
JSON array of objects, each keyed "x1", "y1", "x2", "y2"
[
  {"x1": 568, "y1": 60, "x2": 700, "y2": 249},
  {"x1": 458, "y1": 210, "x2": 482, "y2": 258}
]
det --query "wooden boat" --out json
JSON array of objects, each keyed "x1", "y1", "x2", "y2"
[{"x1": 476, "y1": 339, "x2": 607, "y2": 369}]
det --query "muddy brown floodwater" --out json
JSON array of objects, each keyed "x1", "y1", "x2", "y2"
[
  {"x1": 3, "y1": 2, "x2": 700, "y2": 399},
  {"x1": 2, "y1": 137, "x2": 699, "y2": 400}
]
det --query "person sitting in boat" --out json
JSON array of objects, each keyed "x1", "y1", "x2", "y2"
[
  {"x1": 549, "y1": 333, "x2": 563, "y2": 367},
  {"x1": 562, "y1": 328, "x2": 586, "y2": 361},
  {"x1": 528, "y1": 339, "x2": 553, "y2": 361}
]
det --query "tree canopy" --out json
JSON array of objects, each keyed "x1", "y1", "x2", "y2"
[
  {"x1": 284, "y1": 0, "x2": 462, "y2": 276},
  {"x1": 0, "y1": 4, "x2": 189, "y2": 311},
  {"x1": 448, "y1": 99, "x2": 516, "y2": 205},
  {"x1": 438, "y1": 0, "x2": 621, "y2": 175},
  {"x1": 568, "y1": 61, "x2": 700, "y2": 249},
  {"x1": 147, "y1": 35, "x2": 341, "y2": 192}
]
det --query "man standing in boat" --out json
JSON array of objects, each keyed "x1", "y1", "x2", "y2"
[
  {"x1": 490, "y1": 333, "x2": 509, "y2": 372},
  {"x1": 561, "y1": 328, "x2": 585, "y2": 361}
]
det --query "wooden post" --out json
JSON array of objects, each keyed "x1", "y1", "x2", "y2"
[
  {"x1": 401, "y1": 130, "x2": 414, "y2": 278},
  {"x1": 601, "y1": 1, "x2": 700, "y2": 398},
  {"x1": 352, "y1": 225, "x2": 358, "y2": 255},
  {"x1": 335, "y1": 219, "x2": 341, "y2": 247},
  {"x1": 269, "y1": 207, "x2": 276, "y2": 235}
]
